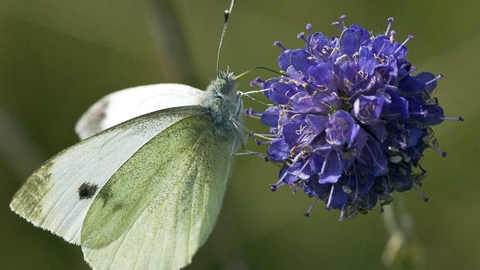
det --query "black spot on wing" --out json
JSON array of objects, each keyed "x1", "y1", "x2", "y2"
[{"x1": 78, "y1": 182, "x2": 98, "y2": 200}]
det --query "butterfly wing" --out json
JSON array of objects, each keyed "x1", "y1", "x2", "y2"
[
  {"x1": 80, "y1": 113, "x2": 235, "y2": 269},
  {"x1": 10, "y1": 106, "x2": 203, "y2": 245},
  {"x1": 75, "y1": 84, "x2": 204, "y2": 139}
]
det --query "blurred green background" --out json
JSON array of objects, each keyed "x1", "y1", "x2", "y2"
[{"x1": 1, "y1": 0, "x2": 479, "y2": 269}]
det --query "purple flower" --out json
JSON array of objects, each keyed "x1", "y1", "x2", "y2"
[{"x1": 248, "y1": 16, "x2": 462, "y2": 220}]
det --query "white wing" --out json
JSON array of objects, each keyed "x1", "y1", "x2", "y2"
[
  {"x1": 12, "y1": 71, "x2": 242, "y2": 270},
  {"x1": 10, "y1": 106, "x2": 203, "y2": 245},
  {"x1": 75, "y1": 84, "x2": 204, "y2": 139},
  {"x1": 80, "y1": 114, "x2": 235, "y2": 269}
]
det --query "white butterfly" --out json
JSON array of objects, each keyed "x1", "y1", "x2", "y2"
[
  {"x1": 10, "y1": 69, "x2": 244, "y2": 270},
  {"x1": 10, "y1": 0, "x2": 247, "y2": 267}
]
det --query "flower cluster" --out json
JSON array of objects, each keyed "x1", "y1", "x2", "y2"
[{"x1": 248, "y1": 16, "x2": 462, "y2": 220}]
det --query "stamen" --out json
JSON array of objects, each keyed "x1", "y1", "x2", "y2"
[
  {"x1": 429, "y1": 145, "x2": 447, "y2": 157},
  {"x1": 418, "y1": 164, "x2": 427, "y2": 175},
  {"x1": 340, "y1": 15, "x2": 346, "y2": 29},
  {"x1": 270, "y1": 180, "x2": 286, "y2": 192},
  {"x1": 389, "y1": 30, "x2": 396, "y2": 42},
  {"x1": 251, "y1": 133, "x2": 276, "y2": 138},
  {"x1": 242, "y1": 88, "x2": 270, "y2": 95},
  {"x1": 425, "y1": 73, "x2": 443, "y2": 86},
  {"x1": 338, "y1": 207, "x2": 346, "y2": 221},
  {"x1": 250, "y1": 77, "x2": 265, "y2": 87},
  {"x1": 332, "y1": 21, "x2": 342, "y2": 32},
  {"x1": 245, "y1": 108, "x2": 264, "y2": 117},
  {"x1": 412, "y1": 173, "x2": 425, "y2": 187},
  {"x1": 441, "y1": 116, "x2": 464, "y2": 122},
  {"x1": 306, "y1": 23, "x2": 313, "y2": 33},
  {"x1": 318, "y1": 151, "x2": 330, "y2": 179},
  {"x1": 377, "y1": 38, "x2": 391, "y2": 56},
  {"x1": 325, "y1": 185, "x2": 335, "y2": 210},
  {"x1": 412, "y1": 185, "x2": 429, "y2": 202},
  {"x1": 394, "y1": 35, "x2": 413, "y2": 54},
  {"x1": 304, "y1": 197, "x2": 319, "y2": 217},
  {"x1": 255, "y1": 139, "x2": 270, "y2": 146},
  {"x1": 277, "y1": 168, "x2": 292, "y2": 186},
  {"x1": 274, "y1": 41, "x2": 286, "y2": 51},
  {"x1": 297, "y1": 32, "x2": 307, "y2": 42},
  {"x1": 385, "y1": 17, "x2": 394, "y2": 35}
]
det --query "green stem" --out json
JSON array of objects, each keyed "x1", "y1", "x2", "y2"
[{"x1": 381, "y1": 195, "x2": 422, "y2": 269}]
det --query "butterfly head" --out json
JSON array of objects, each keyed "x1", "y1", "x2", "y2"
[{"x1": 209, "y1": 69, "x2": 237, "y2": 100}]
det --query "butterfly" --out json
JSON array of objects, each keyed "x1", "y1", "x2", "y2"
[{"x1": 10, "y1": 1, "x2": 243, "y2": 269}]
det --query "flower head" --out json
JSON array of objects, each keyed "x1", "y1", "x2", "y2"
[{"x1": 249, "y1": 16, "x2": 462, "y2": 220}]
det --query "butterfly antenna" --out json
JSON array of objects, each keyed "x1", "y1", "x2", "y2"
[
  {"x1": 235, "y1": 66, "x2": 285, "y2": 79},
  {"x1": 216, "y1": 0, "x2": 235, "y2": 74}
]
